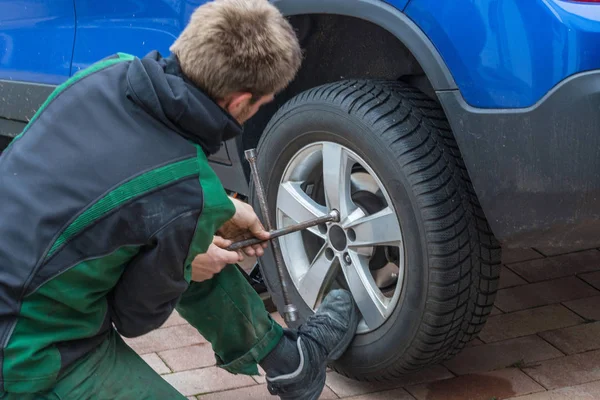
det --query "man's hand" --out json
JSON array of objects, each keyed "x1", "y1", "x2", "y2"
[
  {"x1": 191, "y1": 236, "x2": 243, "y2": 282},
  {"x1": 218, "y1": 197, "x2": 270, "y2": 257}
]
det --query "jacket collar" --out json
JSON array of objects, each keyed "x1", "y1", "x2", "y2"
[{"x1": 125, "y1": 50, "x2": 242, "y2": 154}]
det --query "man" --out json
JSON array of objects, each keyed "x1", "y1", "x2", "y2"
[{"x1": 0, "y1": 0, "x2": 358, "y2": 399}]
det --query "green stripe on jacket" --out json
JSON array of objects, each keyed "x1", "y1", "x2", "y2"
[
  {"x1": 3, "y1": 146, "x2": 236, "y2": 394},
  {"x1": 46, "y1": 157, "x2": 199, "y2": 260}
]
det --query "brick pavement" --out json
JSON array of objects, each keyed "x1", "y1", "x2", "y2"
[{"x1": 127, "y1": 247, "x2": 600, "y2": 399}]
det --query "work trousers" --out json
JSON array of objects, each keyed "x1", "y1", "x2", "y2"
[{"x1": 1, "y1": 265, "x2": 283, "y2": 399}]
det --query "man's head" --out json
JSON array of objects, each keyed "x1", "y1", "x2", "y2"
[{"x1": 170, "y1": 0, "x2": 302, "y2": 124}]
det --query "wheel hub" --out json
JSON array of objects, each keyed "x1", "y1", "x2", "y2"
[{"x1": 328, "y1": 225, "x2": 347, "y2": 251}]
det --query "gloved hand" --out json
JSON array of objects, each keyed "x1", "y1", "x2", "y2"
[{"x1": 217, "y1": 197, "x2": 270, "y2": 257}]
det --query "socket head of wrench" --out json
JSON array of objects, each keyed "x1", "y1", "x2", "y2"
[
  {"x1": 329, "y1": 209, "x2": 341, "y2": 223},
  {"x1": 283, "y1": 304, "x2": 299, "y2": 323},
  {"x1": 244, "y1": 148, "x2": 257, "y2": 161}
]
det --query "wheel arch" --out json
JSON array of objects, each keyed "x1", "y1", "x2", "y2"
[
  {"x1": 240, "y1": 0, "x2": 458, "y2": 153},
  {"x1": 274, "y1": 0, "x2": 457, "y2": 91}
]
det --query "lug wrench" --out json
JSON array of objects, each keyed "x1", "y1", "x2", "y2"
[
  {"x1": 226, "y1": 211, "x2": 340, "y2": 251},
  {"x1": 241, "y1": 148, "x2": 340, "y2": 323}
]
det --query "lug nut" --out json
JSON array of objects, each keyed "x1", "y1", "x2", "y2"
[
  {"x1": 344, "y1": 253, "x2": 351, "y2": 264},
  {"x1": 330, "y1": 209, "x2": 341, "y2": 222}
]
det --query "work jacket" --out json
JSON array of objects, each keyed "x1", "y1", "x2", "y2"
[{"x1": 0, "y1": 51, "x2": 240, "y2": 393}]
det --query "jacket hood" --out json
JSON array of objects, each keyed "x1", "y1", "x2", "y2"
[{"x1": 125, "y1": 50, "x2": 242, "y2": 154}]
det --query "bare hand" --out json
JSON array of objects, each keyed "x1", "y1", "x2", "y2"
[
  {"x1": 218, "y1": 197, "x2": 270, "y2": 257},
  {"x1": 191, "y1": 236, "x2": 243, "y2": 282}
]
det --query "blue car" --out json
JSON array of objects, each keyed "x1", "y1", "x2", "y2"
[{"x1": 2, "y1": 0, "x2": 599, "y2": 381}]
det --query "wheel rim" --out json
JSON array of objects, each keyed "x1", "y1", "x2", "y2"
[{"x1": 276, "y1": 141, "x2": 405, "y2": 333}]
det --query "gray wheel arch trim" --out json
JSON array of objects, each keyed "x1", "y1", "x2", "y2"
[{"x1": 272, "y1": 0, "x2": 457, "y2": 91}]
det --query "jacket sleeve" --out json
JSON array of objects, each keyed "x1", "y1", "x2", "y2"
[{"x1": 108, "y1": 210, "x2": 201, "y2": 338}]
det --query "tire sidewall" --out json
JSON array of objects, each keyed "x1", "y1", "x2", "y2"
[{"x1": 253, "y1": 102, "x2": 431, "y2": 373}]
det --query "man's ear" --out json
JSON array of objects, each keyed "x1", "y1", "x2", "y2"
[{"x1": 221, "y1": 92, "x2": 253, "y2": 116}]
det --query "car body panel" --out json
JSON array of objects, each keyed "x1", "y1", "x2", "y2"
[
  {"x1": 71, "y1": 1, "x2": 209, "y2": 74},
  {"x1": 0, "y1": 0, "x2": 75, "y2": 84},
  {"x1": 3, "y1": 0, "x2": 600, "y2": 249},
  {"x1": 382, "y1": 0, "x2": 411, "y2": 11},
  {"x1": 440, "y1": 70, "x2": 600, "y2": 249},
  {"x1": 405, "y1": 0, "x2": 600, "y2": 108}
]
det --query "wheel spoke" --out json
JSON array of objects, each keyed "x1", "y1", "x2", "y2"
[
  {"x1": 298, "y1": 245, "x2": 338, "y2": 309},
  {"x1": 343, "y1": 252, "x2": 387, "y2": 329},
  {"x1": 344, "y1": 206, "x2": 402, "y2": 247},
  {"x1": 345, "y1": 207, "x2": 367, "y2": 225},
  {"x1": 278, "y1": 182, "x2": 327, "y2": 237},
  {"x1": 322, "y1": 142, "x2": 355, "y2": 217}
]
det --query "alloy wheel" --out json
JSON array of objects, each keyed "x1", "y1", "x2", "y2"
[{"x1": 276, "y1": 142, "x2": 405, "y2": 333}]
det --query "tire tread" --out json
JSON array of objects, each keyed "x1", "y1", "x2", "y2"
[{"x1": 262, "y1": 79, "x2": 501, "y2": 380}]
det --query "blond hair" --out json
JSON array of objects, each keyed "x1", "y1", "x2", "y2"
[{"x1": 170, "y1": 0, "x2": 302, "y2": 100}]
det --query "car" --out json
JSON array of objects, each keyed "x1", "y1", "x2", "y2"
[{"x1": 3, "y1": 0, "x2": 600, "y2": 382}]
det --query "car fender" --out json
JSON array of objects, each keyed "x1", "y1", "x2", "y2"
[{"x1": 273, "y1": 0, "x2": 456, "y2": 91}]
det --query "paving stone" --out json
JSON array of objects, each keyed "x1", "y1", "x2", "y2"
[
  {"x1": 466, "y1": 338, "x2": 484, "y2": 347},
  {"x1": 490, "y1": 306, "x2": 503, "y2": 316},
  {"x1": 444, "y1": 335, "x2": 563, "y2": 375},
  {"x1": 509, "y1": 250, "x2": 600, "y2": 283},
  {"x1": 535, "y1": 246, "x2": 598, "y2": 257},
  {"x1": 501, "y1": 248, "x2": 544, "y2": 265},
  {"x1": 499, "y1": 266, "x2": 527, "y2": 289},
  {"x1": 406, "y1": 368, "x2": 544, "y2": 400},
  {"x1": 563, "y1": 295, "x2": 600, "y2": 321},
  {"x1": 253, "y1": 366, "x2": 268, "y2": 384},
  {"x1": 140, "y1": 353, "x2": 171, "y2": 375},
  {"x1": 159, "y1": 344, "x2": 216, "y2": 372},
  {"x1": 161, "y1": 311, "x2": 188, "y2": 328},
  {"x1": 539, "y1": 321, "x2": 600, "y2": 355},
  {"x1": 124, "y1": 325, "x2": 206, "y2": 355},
  {"x1": 494, "y1": 276, "x2": 599, "y2": 313},
  {"x1": 162, "y1": 367, "x2": 256, "y2": 396},
  {"x1": 344, "y1": 388, "x2": 416, "y2": 400},
  {"x1": 197, "y1": 383, "x2": 338, "y2": 399},
  {"x1": 579, "y1": 271, "x2": 600, "y2": 290},
  {"x1": 326, "y1": 365, "x2": 453, "y2": 398},
  {"x1": 506, "y1": 380, "x2": 600, "y2": 399},
  {"x1": 479, "y1": 304, "x2": 584, "y2": 343},
  {"x1": 522, "y1": 348, "x2": 600, "y2": 390}
]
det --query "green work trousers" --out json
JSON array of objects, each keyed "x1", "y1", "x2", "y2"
[{"x1": 1, "y1": 265, "x2": 283, "y2": 399}]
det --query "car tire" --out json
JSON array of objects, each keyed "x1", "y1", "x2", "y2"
[{"x1": 251, "y1": 80, "x2": 501, "y2": 380}]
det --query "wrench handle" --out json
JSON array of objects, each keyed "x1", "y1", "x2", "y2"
[
  {"x1": 226, "y1": 211, "x2": 339, "y2": 251},
  {"x1": 244, "y1": 149, "x2": 298, "y2": 323}
]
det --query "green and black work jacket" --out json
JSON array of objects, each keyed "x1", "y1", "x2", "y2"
[{"x1": 0, "y1": 51, "x2": 241, "y2": 393}]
